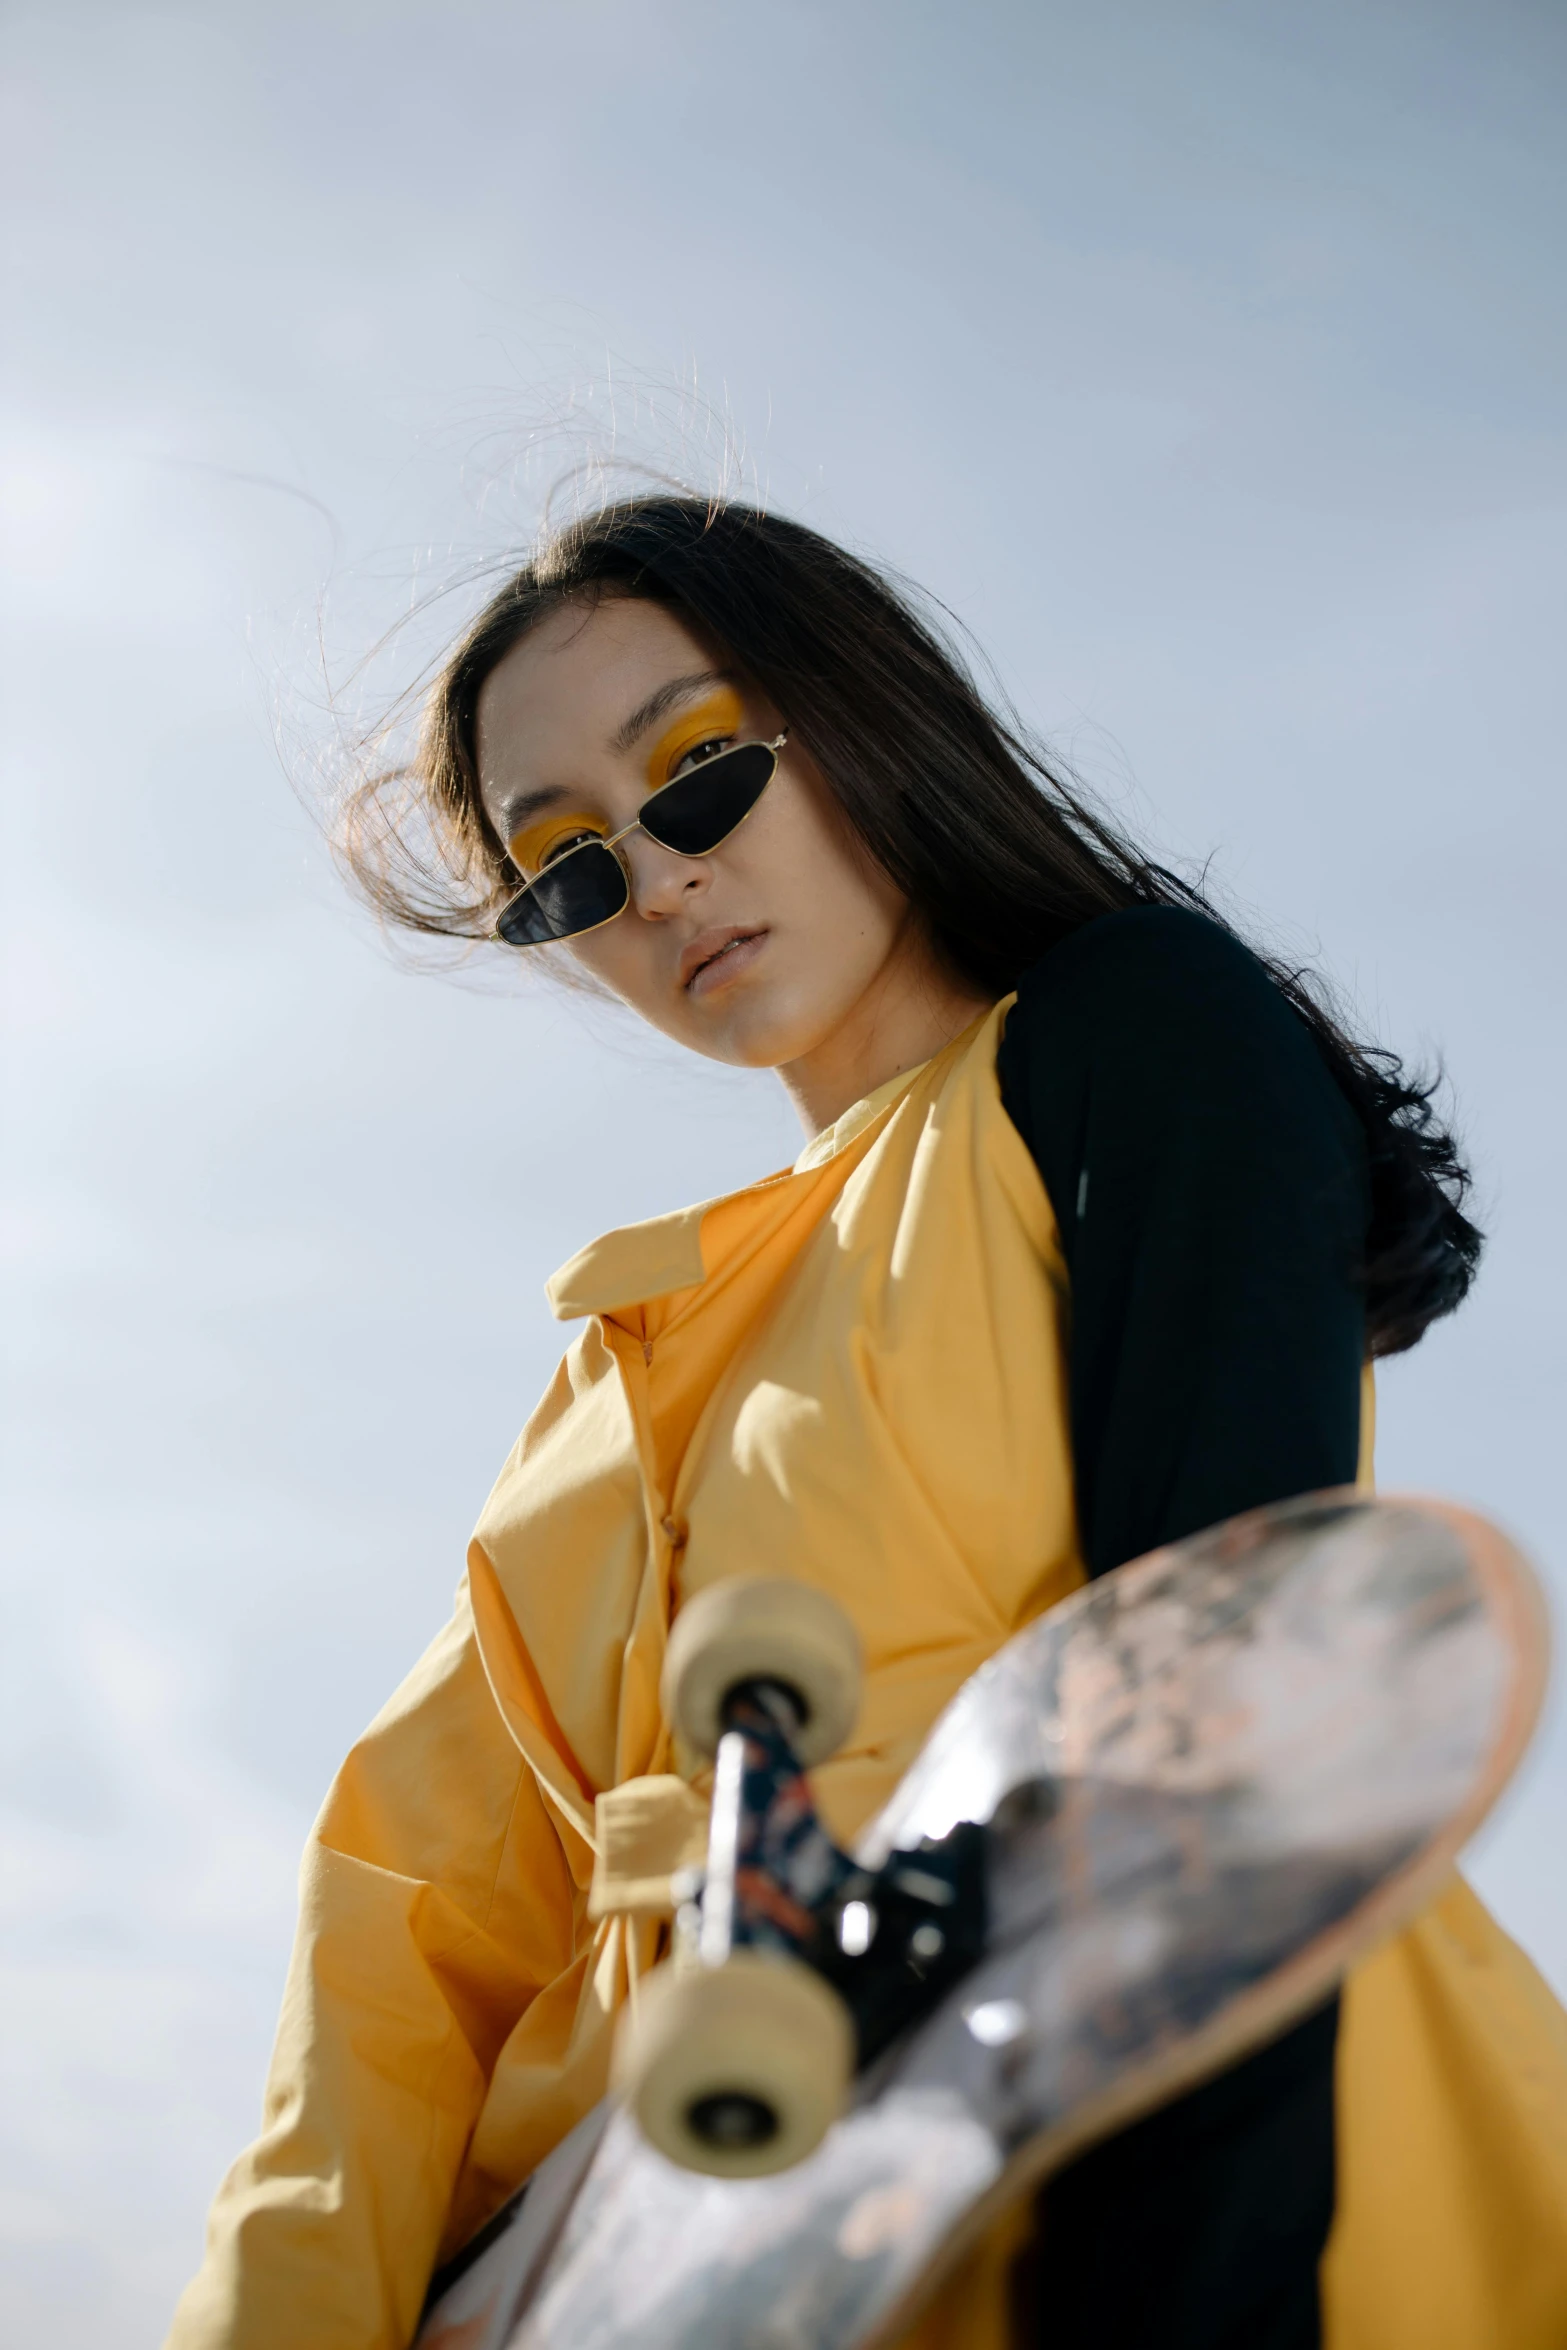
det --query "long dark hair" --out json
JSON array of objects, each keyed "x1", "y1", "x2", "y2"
[{"x1": 339, "y1": 494, "x2": 1481, "y2": 1357}]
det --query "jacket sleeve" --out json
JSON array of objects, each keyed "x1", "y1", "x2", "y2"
[
  {"x1": 996, "y1": 903, "x2": 1368, "y2": 1577},
  {"x1": 165, "y1": 1583, "x2": 578, "y2": 2350},
  {"x1": 996, "y1": 904, "x2": 1369, "y2": 2350}
]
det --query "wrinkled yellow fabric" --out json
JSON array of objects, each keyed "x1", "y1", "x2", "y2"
[
  {"x1": 168, "y1": 1002, "x2": 1567, "y2": 2350},
  {"x1": 1326, "y1": 1881, "x2": 1567, "y2": 2347}
]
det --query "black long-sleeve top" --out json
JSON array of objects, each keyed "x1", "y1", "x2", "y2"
[{"x1": 996, "y1": 905, "x2": 1369, "y2": 2350}]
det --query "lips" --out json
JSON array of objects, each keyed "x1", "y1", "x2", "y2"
[{"x1": 679, "y1": 925, "x2": 767, "y2": 992}]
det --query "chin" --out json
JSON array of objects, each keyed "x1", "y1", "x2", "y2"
[{"x1": 689, "y1": 996, "x2": 834, "y2": 1072}]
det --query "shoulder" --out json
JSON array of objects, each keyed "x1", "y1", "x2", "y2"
[
  {"x1": 998, "y1": 905, "x2": 1363, "y2": 1166},
  {"x1": 1008, "y1": 904, "x2": 1287, "y2": 1042}
]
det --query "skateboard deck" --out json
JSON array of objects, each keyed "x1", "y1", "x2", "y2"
[{"x1": 418, "y1": 1491, "x2": 1546, "y2": 2350}]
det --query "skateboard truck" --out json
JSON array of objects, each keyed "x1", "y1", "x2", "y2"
[{"x1": 614, "y1": 1581, "x2": 988, "y2": 2176}]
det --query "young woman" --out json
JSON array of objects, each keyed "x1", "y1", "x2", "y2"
[{"x1": 170, "y1": 498, "x2": 1567, "y2": 2350}]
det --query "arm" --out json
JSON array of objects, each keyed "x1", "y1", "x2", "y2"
[
  {"x1": 997, "y1": 903, "x2": 1367, "y2": 1575},
  {"x1": 167, "y1": 1587, "x2": 577, "y2": 2350},
  {"x1": 997, "y1": 905, "x2": 1368, "y2": 2350}
]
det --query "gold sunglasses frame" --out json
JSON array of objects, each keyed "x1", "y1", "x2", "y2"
[{"x1": 493, "y1": 729, "x2": 790, "y2": 948}]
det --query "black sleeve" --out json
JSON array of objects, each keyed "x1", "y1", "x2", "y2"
[
  {"x1": 996, "y1": 905, "x2": 1368, "y2": 2350},
  {"x1": 996, "y1": 904, "x2": 1368, "y2": 1579}
]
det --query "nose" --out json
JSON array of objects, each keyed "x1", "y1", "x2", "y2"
[{"x1": 621, "y1": 829, "x2": 710, "y2": 921}]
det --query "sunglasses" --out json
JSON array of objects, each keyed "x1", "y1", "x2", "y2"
[{"x1": 494, "y1": 730, "x2": 789, "y2": 949}]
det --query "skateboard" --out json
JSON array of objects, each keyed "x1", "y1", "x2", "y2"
[{"x1": 418, "y1": 1490, "x2": 1546, "y2": 2350}]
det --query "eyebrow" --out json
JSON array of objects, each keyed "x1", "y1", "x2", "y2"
[
  {"x1": 499, "y1": 782, "x2": 571, "y2": 835},
  {"x1": 610, "y1": 668, "x2": 732, "y2": 755},
  {"x1": 497, "y1": 669, "x2": 734, "y2": 839}
]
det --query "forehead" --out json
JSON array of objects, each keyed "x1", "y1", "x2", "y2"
[{"x1": 476, "y1": 596, "x2": 719, "y2": 799}]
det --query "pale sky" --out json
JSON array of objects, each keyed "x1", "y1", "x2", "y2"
[{"x1": 3, "y1": 4, "x2": 1565, "y2": 2342}]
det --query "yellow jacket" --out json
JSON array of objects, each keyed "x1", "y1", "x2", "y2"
[{"x1": 169, "y1": 1003, "x2": 1567, "y2": 2350}]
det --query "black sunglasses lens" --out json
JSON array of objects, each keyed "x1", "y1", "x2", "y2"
[
  {"x1": 640, "y1": 742, "x2": 776, "y2": 857},
  {"x1": 496, "y1": 842, "x2": 627, "y2": 946}
]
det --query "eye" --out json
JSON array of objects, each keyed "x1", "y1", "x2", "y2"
[
  {"x1": 671, "y1": 735, "x2": 734, "y2": 778},
  {"x1": 537, "y1": 827, "x2": 603, "y2": 869}
]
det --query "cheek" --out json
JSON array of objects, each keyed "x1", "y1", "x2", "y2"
[
  {"x1": 749, "y1": 769, "x2": 865, "y2": 897},
  {"x1": 767, "y1": 784, "x2": 905, "y2": 946},
  {"x1": 559, "y1": 898, "x2": 680, "y2": 1027},
  {"x1": 563, "y1": 921, "x2": 652, "y2": 995}
]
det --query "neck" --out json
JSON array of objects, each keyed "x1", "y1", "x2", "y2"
[{"x1": 774, "y1": 936, "x2": 995, "y2": 1137}]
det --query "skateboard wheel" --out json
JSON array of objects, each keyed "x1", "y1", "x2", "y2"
[
  {"x1": 662, "y1": 1578, "x2": 862, "y2": 1767},
  {"x1": 615, "y1": 1952, "x2": 854, "y2": 2177}
]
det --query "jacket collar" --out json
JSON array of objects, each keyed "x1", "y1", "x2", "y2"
[{"x1": 544, "y1": 1052, "x2": 938, "y2": 1322}]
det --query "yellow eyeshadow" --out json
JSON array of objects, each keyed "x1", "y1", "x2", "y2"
[
  {"x1": 507, "y1": 689, "x2": 746, "y2": 875},
  {"x1": 644, "y1": 687, "x2": 746, "y2": 788},
  {"x1": 508, "y1": 812, "x2": 606, "y2": 878}
]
